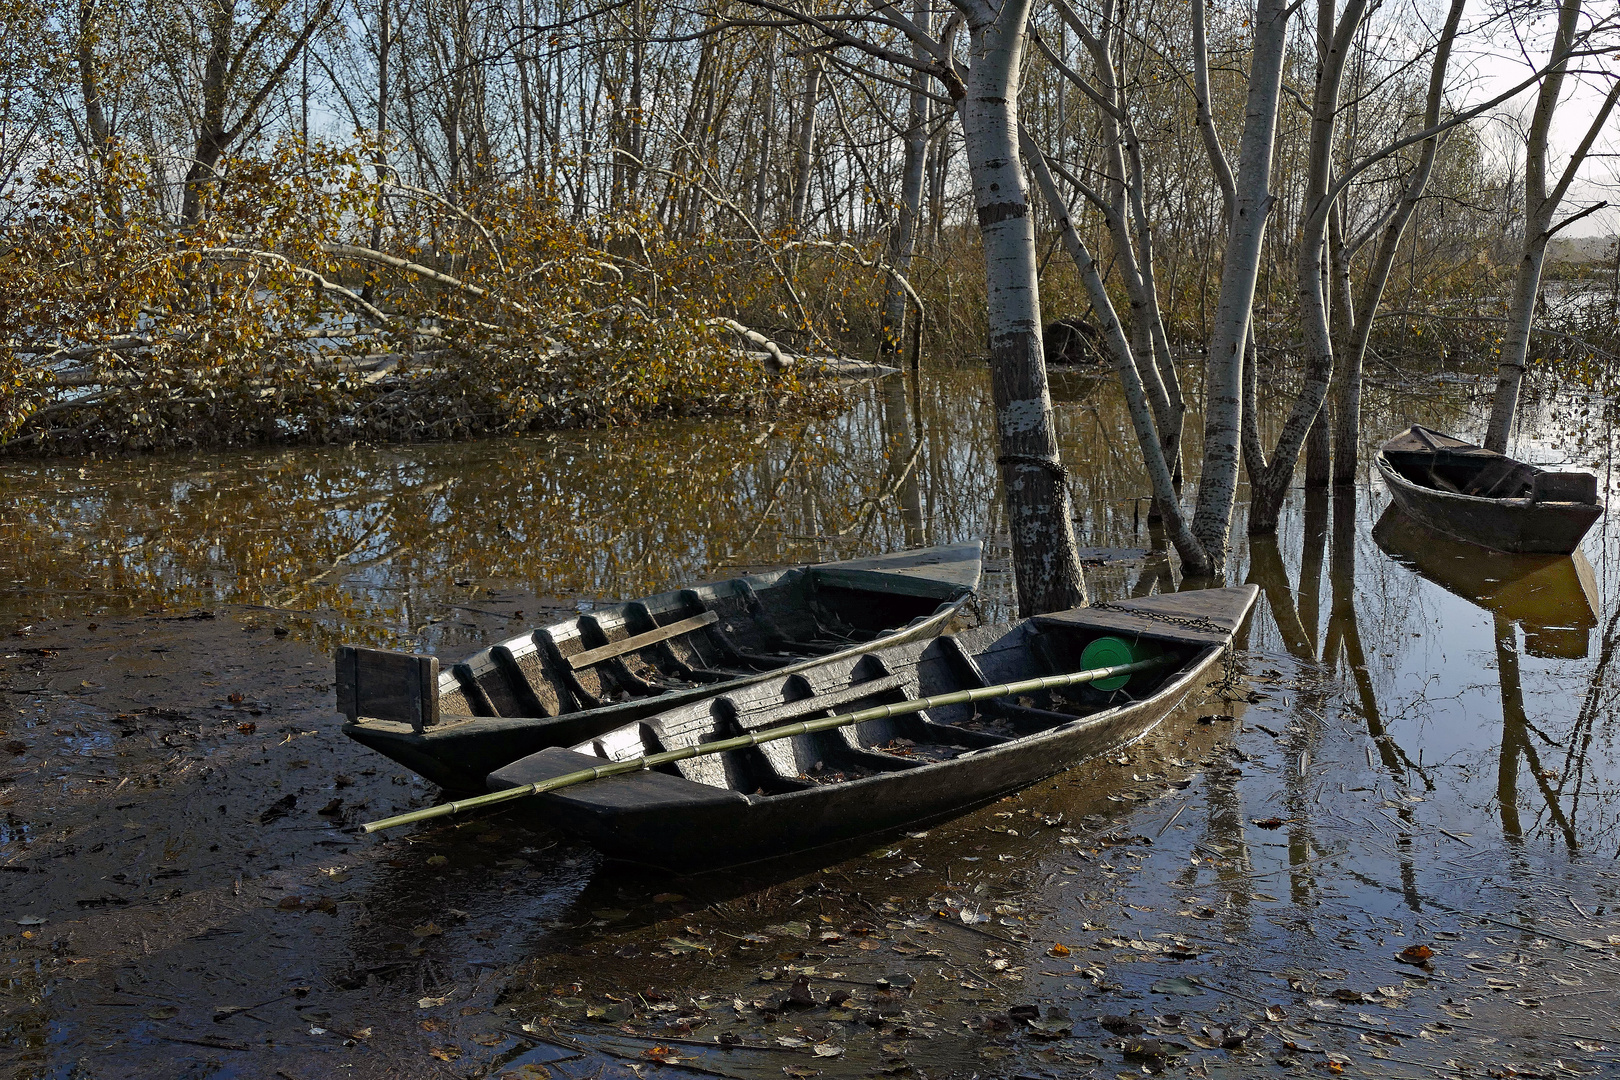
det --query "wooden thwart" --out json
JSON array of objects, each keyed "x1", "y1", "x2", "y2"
[{"x1": 568, "y1": 610, "x2": 719, "y2": 670}]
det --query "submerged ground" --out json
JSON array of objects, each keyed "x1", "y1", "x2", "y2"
[{"x1": 2, "y1": 359, "x2": 1619, "y2": 1079}]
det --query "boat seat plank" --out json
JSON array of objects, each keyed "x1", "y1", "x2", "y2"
[
  {"x1": 568, "y1": 611, "x2": 719, "y2": 670},
  {"x1": 1533, "y1": 471, "x2": 1598, "y2": 504},
  {"x1": 490, "y1": 748, "x2": 749, "y2": 809},
  {"x1": 937, "y1": 634, "x2": 991, "y2": 688},
  {"x1": 1462, "y1": 458, "x2": 1534, "y2": 499}
]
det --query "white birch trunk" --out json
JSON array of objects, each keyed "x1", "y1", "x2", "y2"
[
  {"x1": 1188, "y1": 0, "x2": 1291, "y2": 564},
  {"x1": 1485, "y1": 0, "x2": 1619, "y2": 453},
  {"x1": 1022, "y1": 128, "x2": 1213, "y2": 576},
  {"x1": 955, "y1": 1, "x2": 1087, "y2": 615},
  {"x1": 1333, "y1": 0, "x2": 1466, "y2": 483},
  {"x1": 1247, "y1": 0, "x2": 1367, "y2": 536},
  {"x1": 882, "y1": 8, "x2": 932, "y2": 352},
  {"x1": 789, "y1": 59, "x2": 822, "y2": 230}
]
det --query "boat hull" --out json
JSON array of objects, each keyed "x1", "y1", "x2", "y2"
[
  {"x1": 1377, "y1": 453, "x2": 1600, "y2": 554},
  {"x1": 489, "y1": 586, "x2": 1258, "y2": 871},
  {"x1": 1373, "y1": 427, "x2": 1602, "y2": 555},
  {"x1": 342, "y1": 544, "x2": 982, "y2": 791}
]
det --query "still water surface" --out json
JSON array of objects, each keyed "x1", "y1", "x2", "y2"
[{"x1": 2, "y1": 357, "x2": 1619, "y2": 1077}]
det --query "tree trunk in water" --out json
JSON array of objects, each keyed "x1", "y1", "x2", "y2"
[
  {"x1": 1484, "y1": 0, "x2": 1618, "y2": 453},
  {"x1": 1304, "y1": 411, "x2": 1331, "y2": 487},
  {"x1": 1247, "y1": 0, "x2": 1366, "y2": 535},
  {"x1": 1021, "y1": 126, "x2": 1211, "y2": 576},
  {"x1": 1333, "y1": 0, "x2": 1467, "y2": 482},
  {"x1": 1188, "y1": 0, "x2": 1291, "y2": 565},
  {"x1": 1486, "y1": 241, "x2": 1549, "y2": 453},
  {"x1": 955, "y1": 6, "x2": 1086, "y2": 616}
]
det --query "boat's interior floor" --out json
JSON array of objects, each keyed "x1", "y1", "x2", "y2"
[{"x1": 576, "y1": 631, "x2": 1190, "y2": 797}]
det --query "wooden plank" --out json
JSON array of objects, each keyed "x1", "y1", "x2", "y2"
[
  {"x1": 335, "y1": 646, "x2": 439, "y2": 729},
  {"x1": 568, "y1": 611, "x2": 718, "y2": 670}
]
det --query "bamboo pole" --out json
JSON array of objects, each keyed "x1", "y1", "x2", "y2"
[{"x1": 360, "y1": 654, "x2": 1174, "y2": 834}]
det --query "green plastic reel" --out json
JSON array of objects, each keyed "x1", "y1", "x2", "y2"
[{"x1": 1079, "y1": 636, "x2": 1157, "y2": 692}]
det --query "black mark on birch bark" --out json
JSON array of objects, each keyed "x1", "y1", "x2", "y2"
[{"x1": 977, "y1": 201, "x2": 1027, "y2": 227}]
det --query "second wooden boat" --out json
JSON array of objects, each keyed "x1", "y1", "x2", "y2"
[
  {"x1": 488, "y1": 585, "x2": 1258, "y2": 871},
  {"x1": 337, "y1": 544, "x2": 981, "y2": 791},
  {"x1": 1375, "y1": 426, "x2": 1602, "y2": 555}
]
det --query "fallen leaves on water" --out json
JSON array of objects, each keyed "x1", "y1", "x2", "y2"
[
  {"x1": 146, "y1": 1006, "x2": 179, "y2": 1019},
  {"x1": 662, "y1": 937, "x2": 710, "y2": 954},
  {"x1": 418, "y1": 995, "x2": 451, "y2": 1009},
  {"x1": 640, "y1": 1046, "x2": 682, "y2": 1063},
  {"x1": 1397, "y1": 944, "x2": 1435, "y2": 965},
  {"x1": 1099, "y1": 1015, "x2": 1145, "y2": 1035},
  {"x1": 1047, "y1": 942, "x2": 1071, "y2": 957},
  {"x1": 428, "y1": 1045, "x2": 460, "y2": 1061},
  {"x1": 782, "y1": 1067, "x2": 820, "y2": 1079},
  {"x1": 1252, "y1": 816, "x2": 1285, "y2": 829},
  {"x1": 764, "y1": 921, "x2": 810, "y2": 939},
  {"x1": 1149, "y1": 976, "x2": 1205, "y2": 996},
  {"x1": 425, "y1": 855, "x2": 448, "y2": 867},
  {"x1": 236, "y1": 722, "x2": 256, "y2": 735},
  {"x1": 412, "y1": 921, "x2": 444, "y2": 938}
]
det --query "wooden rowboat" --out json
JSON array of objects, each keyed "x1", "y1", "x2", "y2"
[
  {"x1": 1375, "y1": 426, "x2": 1602, "y2": 555},
  {"x1": 338, "y1": 543, "x2": 982, "y2": 791},
  {"x1": 487, "y1": 585, "x2": 1258, "y2": 871}
]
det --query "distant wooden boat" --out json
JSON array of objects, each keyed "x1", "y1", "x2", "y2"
[
  {"x1": 1372, "y1": 505, "x2": 1599, "y2": 659},
  {"x1": 488, "y1": 586, "x2": 1258, "y2": 871},
  {"x1": 337, "y1": 544, "x2": 982, "y2": 791},
  {"x1": 1375, "y1": 426, "x2": 1602, "y2": 555}
]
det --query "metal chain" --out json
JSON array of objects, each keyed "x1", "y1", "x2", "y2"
[{"x1": 1087, "y1": 600, "x2": 1229, "y2": 637}]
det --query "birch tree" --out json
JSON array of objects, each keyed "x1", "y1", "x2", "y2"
[{"x1": 1484, "y1": 0, "x2": 1620, "y2": 453}]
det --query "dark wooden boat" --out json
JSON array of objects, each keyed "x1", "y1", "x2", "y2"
[
  {"x1": 488, "y1": 585, "x2": 1258, "y2": 871},
  {"x1": 1375, "y1": 426, "x2": 1602, "y2": 555},
  {"x1": 1372, "y1": 505, "x2": 1599, "y2": 659},
  {"x1": 337, "y1": 544, "x2": 982, "y2": 791}
]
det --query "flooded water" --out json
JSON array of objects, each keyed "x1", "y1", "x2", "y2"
[{"x1": 4, "y1": 355, "x2": 1620, "y2": 1079}]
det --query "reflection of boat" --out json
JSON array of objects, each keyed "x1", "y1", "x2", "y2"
[
  {"x1": 1373, "y1": 506, "x2": 1598, "y2": 658},
  {"x1": 338, "y1": 544, "x2": 982, "y2": 791},
  {"x1": 1375, "y1": 426, "x2": 1602, "y2": 554},
  {"x1": 488, "y1": 586, "x2": 1258, "y2": 871}
]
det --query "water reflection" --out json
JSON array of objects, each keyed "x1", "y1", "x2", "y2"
[{"x1": 1374, "y1": 505, "x2": 1599, "y2": 658}]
